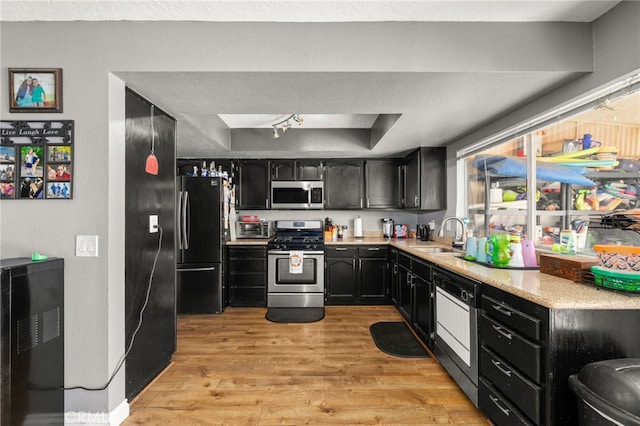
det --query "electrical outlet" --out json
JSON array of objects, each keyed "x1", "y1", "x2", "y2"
[{"x1": 149, "y1": 215, "x2": 158, "y2": 233}]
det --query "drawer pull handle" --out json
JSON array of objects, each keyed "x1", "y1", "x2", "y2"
[
  {"x1": 493, "y1": 325, "x2": 512, "y2": 340},
  {"x1": 489, "y1": 395, "x2": 511, "y2": 417},
  {"x1": 491, "y1": 359, "x2": 512, "y2": 377},
  {"x1": 367, "y1": 247, "x2": 380, "y2": 251},
  {"x1": 492, "y1": 304, "x2": 513, "y2": 316},
  {"x1": 335, "y1": 248, "x2": 347, "y2": 251}
]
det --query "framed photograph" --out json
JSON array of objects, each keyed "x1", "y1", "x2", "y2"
[
  {"x1": 9, "y1": 68, "x2": 63, "y2": 113},
  {"x1": 0, "y1": 120, "x2": 74, "y2": 200}
]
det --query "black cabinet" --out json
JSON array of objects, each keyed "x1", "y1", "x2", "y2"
[
  {"x1": 411, "y1": 258, "x2": 435, "y2": 349},
  {"x1": 403, "y1": 147, "x2": 446, "y2": 210},
  {"x1": 325, "y1": 247, "x2": 358, "y2": 304},
  {"x1": 271, "y1": 159, "x2": 324, "y2": 181},
  {"x1": 226, "y1": 246, "x2": 267, "y2": 306},
  {"x1": 397, "y1": 251, "x2": 413, "y2": 322},
  {"x1": 324, "y1": 160, "x2": 364, "y2": 209},
  {"x1": 357, "y1": 246, "x2": 389, "y2": 303},
  {"x1": 478, "y1": 283, "x2": 640, "y2": 425},
  {"x1": 325, "y1": 245, "x2": 391, "y2": 305},
  {"x1": 390, "y1": 248, "x2": 400, "y2": 305},
  {"x1": 365, "y1": 159, "x2": 403, "y2": 209},
  {"x1": 396, "y1": 251, "x2": 435, "y2": 349},
  {"x1": 236, "y1": 160, "x2": 270, "y2": 209}
]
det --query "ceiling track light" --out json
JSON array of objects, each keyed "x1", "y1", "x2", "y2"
[{"x1": 271, "y1": 114, "x2": 303, "y2": 138}]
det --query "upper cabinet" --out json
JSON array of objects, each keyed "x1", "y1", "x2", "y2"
[
  {"x1": 464, "y1": 84, "x2": 640, "y2": 253},
  {"x1": 236, "y1": 160, "x2": 271, "y2": 209},
  {"x1": 365, "y1": 159, "x2": 403, "y2": 209},
  {"x1": 271, "y1": 159, "x2": 324, "y2": 181},
  {"x1": 403, "y1": 147, "x2": 447, "y2": 211},
  {"x1": 324, "y1": 160, "x2": 364, "y2": 209}
]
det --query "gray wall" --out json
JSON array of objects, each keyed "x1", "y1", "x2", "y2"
[{"x1": 1, "y1": 2, "x2": 639, "y2": 418}]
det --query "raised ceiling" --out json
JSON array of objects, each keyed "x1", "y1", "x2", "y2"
[{"x1": 0, "y1": 1, "x2": 621, "y2": 158}]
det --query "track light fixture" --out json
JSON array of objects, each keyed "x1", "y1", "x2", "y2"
[{"x1": 271, "y1": 114, "x2": 304, "y2": 138}]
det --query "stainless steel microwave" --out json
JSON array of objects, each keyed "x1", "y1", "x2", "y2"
[{"x1": 271, "y1": 181, "x2": 324, "y2": 209}]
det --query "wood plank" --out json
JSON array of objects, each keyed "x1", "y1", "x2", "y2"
[{"x1": 124, "y1": 306, "x2": 488, "y2": 425}]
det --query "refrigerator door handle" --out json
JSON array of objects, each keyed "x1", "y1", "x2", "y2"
[
  {"x1": 183, "y1": 190, "x2": 190, "y2": 249},
  {"x1": 177, "y1": 266, "x2": 217, "y2": 272},
  {"x1": 177, "y1": 190, "x2": 184, "y2": 250}
]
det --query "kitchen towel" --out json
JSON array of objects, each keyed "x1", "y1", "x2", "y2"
[{"x1": 289, "y1": 250, "x2": 304, "y2": 274}]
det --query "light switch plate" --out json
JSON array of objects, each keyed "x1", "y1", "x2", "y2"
[{"x1": 76, "y1": 235, "x2": 99, "y2": 257}]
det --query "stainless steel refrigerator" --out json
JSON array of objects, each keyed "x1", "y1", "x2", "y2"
[{"x1": 177, "y1": 176, "x2": 228, "y2": 314}]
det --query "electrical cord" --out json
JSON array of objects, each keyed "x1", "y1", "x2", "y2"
[{"x1": 32, "y1": 225, "x2": 164, "y2": 392}]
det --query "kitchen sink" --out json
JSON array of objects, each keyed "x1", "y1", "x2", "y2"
[{"x1": 411, "y1": 246, "x2": 454, "y2": 253}]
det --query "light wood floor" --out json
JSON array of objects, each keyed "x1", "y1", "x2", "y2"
[{"x1": 124, "y1": 306, "x2": 488, "y2": 425}]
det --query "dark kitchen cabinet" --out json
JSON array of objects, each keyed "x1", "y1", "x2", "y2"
[
  {"x1": 479, "y1": 283, "x2": 640, "y2": 426},
  {"x1": 397, "y1": 251, "x2": 413, "y2": 322},
  {"x1": 226, "y1": 246, "x2": 267, "y2": 306},
  {"x1": 298, "y1": 160, "x2": 324, "y2": 181},
  {"x1": 357, "y1": 246, "x2": 389, "y2": 303},
  {"x1": 325, "y1": 245, "x2": 391, "y2": 305},
  {"x1": 390, "y1": 248, "x2": 400, "y2": 305},
  {"x1": 271, "y1": 159, "x2": 324, "y2": 181},
  {"x1": 325, "y1": 247, "x2": 358, "y2": 304},
  {"x1": 396, "y1": 250, "x2": 435, "y2": 349},
  {"x1": 365, "y1": 159, "x2": 403, "y2": 209},
  {"x1": 236, "y1": 160, "x2": 270, "y2": 209},
  {"x1": 403, "y1": 147, "x2": 446, "y2": 210},
  {"x1": 324, "y1": 160, "x2": 364, "y2": 209},
  {"x1": 411, "y1": 258, "x2": 435, "y2": 349}
]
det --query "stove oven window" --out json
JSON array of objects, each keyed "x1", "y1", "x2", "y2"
[{"x1": 274, "y1": 257, "x2": 317, "y2": 284}]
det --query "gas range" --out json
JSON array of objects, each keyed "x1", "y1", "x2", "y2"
[{"x1": 267, "y1": 220, "x2": 325, "y2": 251}]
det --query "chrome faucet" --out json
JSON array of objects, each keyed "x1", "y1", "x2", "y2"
[{"x1": 438, "y1": 217, "x2": 466, "y2": 248}]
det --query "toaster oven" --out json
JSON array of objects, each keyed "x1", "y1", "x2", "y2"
[{"x1": 236, "y1": 221, "x2": 272, "y2": 239}]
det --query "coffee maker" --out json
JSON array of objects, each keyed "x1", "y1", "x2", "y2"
[
  {"x1": 417, "y1": 224, "x2": 431, "y2": 241},
  {"x1": 382, "y1": 218, "x2": 394, "y2": 238}
]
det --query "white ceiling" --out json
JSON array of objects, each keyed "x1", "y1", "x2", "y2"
[
  {"x1": 0, "y1": 1, "x2": 622, "y2": 158},
  {"x1": 0, "y1": 1, "x2": 620, "y2": 23}
]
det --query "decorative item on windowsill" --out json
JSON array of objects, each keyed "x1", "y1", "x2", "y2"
[{"x1": 145, "y1": 104, "x2": 159, "y2": 175}]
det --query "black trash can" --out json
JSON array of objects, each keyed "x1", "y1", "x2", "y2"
[{"x1": 569, "y1": 358, "x2": 640, "y2": 425}]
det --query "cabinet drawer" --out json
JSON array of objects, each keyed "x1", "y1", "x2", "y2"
[
  {"x1": 479, "y1": 377, "x2": 535, "y2": 426},
  {"x1": 480, "y1": 314, "x2": 542, "y2": 383},
  {"x1": 357, "y1": 246, "x2": 387, "y2": 258},
  {"x1": 228, "y1": 260, "x2": 266, "y2": 274},
  {"x1": 482, "y1": 295, "x2": 541, "y2": 341},
  {"x1": 326, "y1": 246, "x2": 357, "y2": 258},
  {"x1": 411, "y1": 259, "x2": 432, "y2": 281},
  {"x1": 228, "y1": 247, "x2": 267, "y2": 259},
  {"x1": 481, "y1": 345, "x2": 541, "y2": 425},
  {"x1": 398, "y1": 252, "x2": 412, "y2": 269},
  {"x1": 228, "y1": 273, "x2": 266, "y2": 287}
]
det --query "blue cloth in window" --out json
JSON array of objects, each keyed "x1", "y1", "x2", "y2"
[{"x1": 472, "y1": 155, "x2": 596, "y2": 187}]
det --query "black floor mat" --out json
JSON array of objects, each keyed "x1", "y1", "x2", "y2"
[
  {"x1": 266, "y1": 307, "x2": 325, "y2": 323},
  {"x1": 369, "y1": 322, "x2": 430, "y2": 358}
]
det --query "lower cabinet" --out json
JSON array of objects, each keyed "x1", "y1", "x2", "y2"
[
  {"x1": 396, "y1": 250, "x2": 435, "y2": 350},
  {"x1": 325, "y1": 245, "x2": 391, "y2": 305},
  {"x1": 479, "y1": 282, "x2": 640, "y2": 425},
  {"x1": 225, "y1": 246, "x2": 267, "y2": 307}
]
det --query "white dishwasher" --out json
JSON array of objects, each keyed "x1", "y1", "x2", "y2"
[{"x1": 433, "y1": 266, "x2": 480, "y2": 407}]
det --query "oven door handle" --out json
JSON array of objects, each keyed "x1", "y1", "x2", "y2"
[{"x1": 268, "y1": 250, "x2": 325, "y2": 256}]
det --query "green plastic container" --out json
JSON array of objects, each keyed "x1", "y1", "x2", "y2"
[{"x1": 591, "y1": 266, "x2": 640, "y2": 293}]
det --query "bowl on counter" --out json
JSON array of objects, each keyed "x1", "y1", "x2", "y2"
[{"x1": 593, "y1": 245, "x2": 640, "y2": 271}]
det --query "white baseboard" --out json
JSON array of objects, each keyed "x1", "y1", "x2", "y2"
[{"x1": 62, "y1": 399, "x2": 129, "y2": 425}]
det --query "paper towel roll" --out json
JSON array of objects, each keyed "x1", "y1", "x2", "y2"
[{"x1": 354, "y1": 216, "x2": 363, "y2": 238}]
